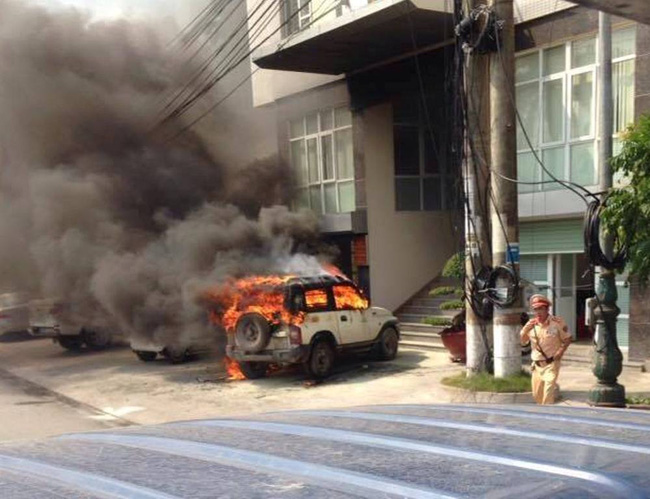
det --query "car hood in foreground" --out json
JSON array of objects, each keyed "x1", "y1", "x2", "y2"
[{"x1": 0, "y1": 404, "x2": 649, "y2": 498}]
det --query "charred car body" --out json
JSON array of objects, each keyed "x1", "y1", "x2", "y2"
[
  {"x1": 212, "y1": 274, "x2": 400, "y2": 379},
  {"x1": 28, "y1": 299, "x2": 118, "y2": 351}
]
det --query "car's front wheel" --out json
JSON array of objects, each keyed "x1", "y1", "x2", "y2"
[
  {"x1": 239, "y1": 361, "x2": 268, "y2": 379},
  {"x1": 58, "y1": 335, "x2": 83, "y2": 352},
  {"x1": 374, "y1": 326, "x2": 399, "y2": 361},
  {"x1": 305, "y1": 339, "x2": 335, "y2": 379},
  {"x1": 134, "y1": 350, "x2": 157, "y2": 362},
  {"x1": 84, "y1": 329, "x2": 112, "y2": 351},
  {"x1": 163, "y1": 347, "x2": 189, "y2": 364}
]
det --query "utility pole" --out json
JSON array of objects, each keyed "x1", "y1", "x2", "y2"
[
  {"x1": 463, "y1": 0, "x2": 492, "y2": 375},
  {"x1": 588, "y1": 12, "x2": 626, "y2": 407},
  {"x1": 489, "y1": 0, "x2": 521, "y2": 378}
]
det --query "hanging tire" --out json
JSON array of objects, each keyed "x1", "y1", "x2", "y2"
[
  {"x1": 234, "y1": 313, "x2": 271, "y2": 353},
  {"x1": 83, "y1": 329, "x2": 112, "y2": 351},
  {"x1": 304, "y1": 339, "x2": 335, "y2": 379},
  {"x1": 239, "y1": 361, "x2": 268, "y2": 380},
  {"x1": 58, "y1": 335, "x2": 83, "y2": 351},
  {"x1": 374, "y1": 326, "x2": 399, "y2": 361},
  {"x1": 134, "y1": 350, "x2": 157, "y2": 362}
]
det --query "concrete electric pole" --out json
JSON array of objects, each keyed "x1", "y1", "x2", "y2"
[
  {"x1": 463, "y1": 1, "x2": 492, "y2": 376},
  {"x1": 588, "y1": 12, "x2": 626, "y2": 407},
  {"x1": 489, "y1": 0, "x2": 521, "y2": 378}
]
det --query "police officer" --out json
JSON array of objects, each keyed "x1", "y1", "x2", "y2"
[{"x1": 520, "y1": 294, "x2": 572, "y2": 404}]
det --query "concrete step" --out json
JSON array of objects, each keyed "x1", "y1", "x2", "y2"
[
  {"x1": 399, "y1": 340, "x2": 447, "y2": 352},
  {"x1": 399, "y1": 322, "x2": 448, "y2": 334},
  {"x1": 408, "y1": 298, "x2": 453, "y2": 307},
  {"x1": 400, "y1": 305, "x2": 447, "y2": 315},
  {"x1": 400, "y1": 331, "x2": 443, "y2": 346},
  {"x1": 561, "y1": 355, "x2": 645, "y2": 371},
  {"x1": 398, "y1": 312, "x2": 457, "y2": 323}
]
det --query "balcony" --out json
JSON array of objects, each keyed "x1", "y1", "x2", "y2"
[{"x1": 253, "y1": 0, "x2": 453, "y2": 75}]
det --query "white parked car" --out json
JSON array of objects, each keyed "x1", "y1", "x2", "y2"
[
  {"x1": 28, "y1": 299, "x2": 116, "y2": 351},
  {"x1": 225, "y1": 275, "x2": 400, "y2": 379},
  {"x1": 0, "y1": 292, "x2": 30, "y2": 335},
  {"x1": 130, "y1": 333, "x2": 221, "y2": 364}
]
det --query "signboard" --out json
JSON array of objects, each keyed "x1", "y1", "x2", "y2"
[{"x1": 506, "y1": 242, "x2": 520, "y2": 265}]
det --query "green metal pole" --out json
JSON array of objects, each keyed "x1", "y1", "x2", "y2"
[{"x1": 588, "y1": 12, "x2": 625, "y2": 408}]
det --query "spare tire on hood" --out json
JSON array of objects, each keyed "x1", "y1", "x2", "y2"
[{"x1": 235, "y1": 313, "x2": 271, "y2": 353}]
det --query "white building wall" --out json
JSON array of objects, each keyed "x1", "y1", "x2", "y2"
[{"x1": 364, "y1": 103, "x2": 457, "y2": 312}]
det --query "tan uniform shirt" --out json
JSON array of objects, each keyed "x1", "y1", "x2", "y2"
[{"x1": 521, "y1": 316, "x2": 572, "y2": 361}]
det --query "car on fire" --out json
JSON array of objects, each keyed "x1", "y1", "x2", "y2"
[
  {"x1": 214, "y1": 274, "x2": 400, "y2": 380},
  {"x1": 28, "y1": 299, "x2": 118, "y2": 351}
]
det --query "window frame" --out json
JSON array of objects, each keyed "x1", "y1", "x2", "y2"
[
  {"x1": 289, "y1": 107, "x2": 355, "y2": 215},
  {"x1": 515, "y1": 26, "x2": 636, "y2": 193}
]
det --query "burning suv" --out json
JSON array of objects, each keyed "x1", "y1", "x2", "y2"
[{"x1": 207, "y1": 274, "x2": 400, "y2": 379}]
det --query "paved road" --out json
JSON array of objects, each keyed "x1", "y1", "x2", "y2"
[{"x1": 0, "y1": 337, "x2": 129, "y2": 442}]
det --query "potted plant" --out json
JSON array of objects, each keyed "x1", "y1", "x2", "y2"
[{"x1": 438, "y1": 252, "x2": 466, "y2": 363}]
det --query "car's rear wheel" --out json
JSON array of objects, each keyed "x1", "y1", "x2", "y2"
[
  {"x1": 374, "y1": 327, "x2": 399, "y2": 361},
  {"x1": 163, "y1": 347, "x2": 189, "y2": 364},
  {"x1": 239, "y1": 361, "x2": 268, "y2": 379},
  {"x1": 58, "y1": 335, "x2": 83, "y2": 351},
  {"x1": 234, "y1": 313, "x2": 271, "y2": 353},
  {"x1": 84, "y1": 329, "x2": 111, "y2": 350},
  {"x1": 305, "y1": 339, "x2": 335, "y2": 379},
  {"x1": 134, "y1": 350, "x2": 157, "y2": 362}
]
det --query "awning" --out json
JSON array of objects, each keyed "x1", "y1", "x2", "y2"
[
  {"x1": 568, "y1": 0, "x2": 650, "y2": 26},
  {"x1": 253, "y1": 0, "x2": 453, "y2": 75}
]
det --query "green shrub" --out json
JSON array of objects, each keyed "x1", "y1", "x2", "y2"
[
  {"x1": 422, "y1": 316, "x2": 452, "y2": 327},
  {"x1": 627, "y1": 396, "x2": 650, "y2": 405},
  {"x1": 442, "y1": 252, "x2": 464, "y2": 279},
  {"x1": 429, "y1": 286, "x2": 455, "y2": 297},
  {"x1": 442, "y1": 371, "x2": 531, "y2": 393},
  {"x1": 440, "y1": 299, "x2": 465, "y2": 310}
]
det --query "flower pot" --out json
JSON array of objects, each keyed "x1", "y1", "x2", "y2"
[{"x1": 440, "y1": 327, "x2": 466, "y2": 363}]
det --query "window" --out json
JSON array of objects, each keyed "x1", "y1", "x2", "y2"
[
  {"x1": 282, "y1": 0, "x2": 312, "y2": 37},
  {"x1": 393, "y1": 99, "x2": 449, "y2": 211},
  {"x1": 304, "y1": 288, "x2": 329, "y2": 311},
  {"x1": 290, "y1": 107, "x2": 355, "y2": 214},
  {"x1": 333, "y1": 284, "x2": 368, "y2": 310},
  {"x1": 515, "y1": 27, "x2": 636, "y2": 193}
]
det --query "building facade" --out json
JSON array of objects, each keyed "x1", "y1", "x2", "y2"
[{"x1": 244, "y1": 0, "x2": 649, "y2": 358}]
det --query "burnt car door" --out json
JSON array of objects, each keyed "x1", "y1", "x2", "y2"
[{"x1": 331, "y1": 283, "x2": 369, "y2": 344}]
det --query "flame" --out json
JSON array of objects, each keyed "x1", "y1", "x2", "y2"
[
  {"x1": 305, "y1": 288, "x2": 328, "y2": 309},
  {"x1": 333, "y1": 284, "x2": 369, "y2": 310},
  {"x1": 204, "y1": 275, "x2": 299, "y2": 331},
  {"x1": 224, "y1": 356, "x2": 246, "y2": 381}
]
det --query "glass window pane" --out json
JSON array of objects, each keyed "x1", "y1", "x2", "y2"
[
  {"x1": 295, "y1": 188, "x2": 309, "y2": 209},
  {"x1": 309, "y1": 186, "x2": 322, "y2": 215},
  {"x1": 516, "y1": 52, "x2": 539, "y2": 82},
  {"x1": 423, "y1": 132, "x2": 439, "y2": 173},
  {"x1": 284, "y1": 0, "x2": 300, "y2": 36},
  {"x1": 306, "y1": 113, "x2": 318, "y2": 134},
  {"x1": 320, "y1": 110, "x2": 333, "y2": 131},
  {"x1": 321, "y1": 135, "x2": 334, "y2": 180},
  {"x1": 423, "y1": 177, "x2": 442, "y2": 211},
  {"x1": 613, "y1": 27, "x2": 636, "y2": 59},
  {"x1": 517, "y1": 152, "x2": 537, "y2": 194},
  {"x1": 338, "y1": 181, "x2": 355, "y2": 213},
  {"x1": 291, "y1": 140, "x2": 307, "y2": 186},
  {"x1": 335, "y1": 129, "x2": 353, "y2": 179},
  {"x1": 444, "y1": 176, "x2": 458, "y2": 210},
  {"x1": 560, "y1": 254, "x2": 573, "y2": 297},
  {"x1": 324, "y1": 183, "x2": 337, "y2": 213},
  {"x1": 613, "y1": 59, "x2": 635, "y2": 134},
  {"x1": 571, "y1": 38, "x2": 595, "y2": 68},
  {"x1": 394, "y1": 125, "x2": 420, "y2": 175},
  {"x1": 542, "y1": 146, "x2": 565, "y2": 191},
  {"x1": 393, "y1": 98, "x2": 419, "y2": 124},
  {"x1": 543, "y1": 45, "x2": 565, "y2": 76},
  {"x1": 289, "y1": 118, "x2": 304, "y2": 139},
  {"x1": 306, "y1": 137, "x2": 319, "y2": 183},
  {"x1": 395, "y1": 178, "x2": 421, "y2": 211},
  {"x1": 516, "y1": 82, "x2": 539, "y2": 150},
  {"x1": 335, "y1": 107, "x2": 352, "y2": 128},
  {"x1": 570, "y1": 72, "x2": 593, "y2": 138},
  {"x1": 570, "y1": 142, "x2": 595, "y2": 186},
  {"x1": 543, "y1": 79, "x2": 564, "y2": 143}
]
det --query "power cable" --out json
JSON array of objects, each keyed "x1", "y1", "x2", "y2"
[{"x1": 166, "y1": 0, "x2": 343, "y2": 141}]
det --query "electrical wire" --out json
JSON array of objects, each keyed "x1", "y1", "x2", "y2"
[{"x1": 166, "y1": 0, "x2": 343, "y2": 141}]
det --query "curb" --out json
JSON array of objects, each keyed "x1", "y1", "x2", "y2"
[{"x1": 442, "y1": 385, "x2": 535, "y2": 404}]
